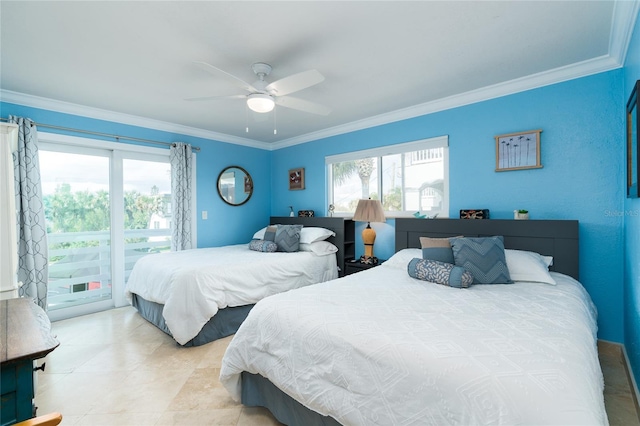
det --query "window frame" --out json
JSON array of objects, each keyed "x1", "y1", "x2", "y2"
[{"x1": 326, "y1": 136, "x2": 449, "y2": 218}]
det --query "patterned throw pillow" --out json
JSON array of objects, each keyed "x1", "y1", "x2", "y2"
[
  {"x1": 248, "y1": 239, "x2": 278, "y2": 252},
  {"x1": 451, "y1": 236, "x2": 513, "y2": 284},
  {"x1": 407, "y1": 258, "x2": 473, "y2": 288},
  {"x1": 420, "y1": 236, "x2": 456, "y2": 264},
  {"x1": 273, "y1": 224, "x2": 303, "y2": 252}
]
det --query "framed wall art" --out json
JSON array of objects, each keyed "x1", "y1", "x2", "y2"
[
  {"x1": 495, "y1": 129, "x2": 542, "y2": 172},
  {"x1": 244, "y1": 175, "x2": 253, "y2": 194},
  {"x1": 289, "y1": 167, "x2": 305, "y2": 190},
  {"x1": 627, "y1": 80, "x2": 639, "y2": 198}
]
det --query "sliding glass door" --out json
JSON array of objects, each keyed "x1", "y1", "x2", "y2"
[{"x1": 39, "y1": 138, "x2": 175, "y2": 319}]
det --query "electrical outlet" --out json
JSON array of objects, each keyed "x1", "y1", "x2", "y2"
[{"x1": 202, "y1": 211, "x2": 208, "y2": 220}]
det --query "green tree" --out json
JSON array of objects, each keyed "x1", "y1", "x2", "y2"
[
  {"x1": 45, "y1": 185, "x2": 164, "y2": 233},
  {"x1": 382, "y1": 186, "x2": 402, "y2": 211},
  {"x1": 332, "y1": 158, "x2": 376, "y2": 200}
]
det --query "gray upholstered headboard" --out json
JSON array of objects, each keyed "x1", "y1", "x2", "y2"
[{"x1": 395, "y1": 218, "x2": 579, "y2": 280}]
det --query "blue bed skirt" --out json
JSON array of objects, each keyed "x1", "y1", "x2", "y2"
[
  {"x1": 131, "y1": 294, "x2": 253, "y2": 347},
  {"x1": 241, "y1": 372, "x2": 342, "y2": 426}
]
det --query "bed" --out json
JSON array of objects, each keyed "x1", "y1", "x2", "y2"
[
  {"x1": 219, "y1": 218, "x2": 608, "y2": 425},
  {"x1": 125, "y1": 216, "x2": 348, "y2": 346}
]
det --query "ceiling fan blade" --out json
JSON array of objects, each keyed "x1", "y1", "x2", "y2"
[
  {"x1": 266, "y1": 69, "x2": 325, "y2": 96},
  {"x1": 193, "y1": 61, "x2": 257, "y2": 93},
  {"x1": 275, "y1": 96, "x2": 332, "y2": 116},
  {"x1": 184, "y1": 94, "x2": 246, "y2": 102}
]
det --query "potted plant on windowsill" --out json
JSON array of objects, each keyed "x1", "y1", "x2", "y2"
[{"x1": 514, "y1": 209, "x2": 529, "y2": 220}]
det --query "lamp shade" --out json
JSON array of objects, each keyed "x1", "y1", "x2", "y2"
[
  {"x1": 247, "y1": 94, "x2": 275, "y2": 113},
  {"x1": 353, "y1": 199, "x2": 386, "y2": 223}
]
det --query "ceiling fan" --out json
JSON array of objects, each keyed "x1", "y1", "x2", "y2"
[{"x1": 186, "y1": 61, "x2": 332, "y2": 116}]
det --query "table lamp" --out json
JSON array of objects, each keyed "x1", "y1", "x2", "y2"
[{"x1": 353, "y1": 199, "x2": 386, "y2": 264}]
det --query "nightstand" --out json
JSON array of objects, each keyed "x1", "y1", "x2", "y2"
[{"x1": 344, "y1": 259, "x2": 385, "y2": 276}]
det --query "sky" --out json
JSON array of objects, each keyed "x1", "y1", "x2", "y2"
[{"x1": 39, "y1": 151, "x2": 171, "y2": 195}]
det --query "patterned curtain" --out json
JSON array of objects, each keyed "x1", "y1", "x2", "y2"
[
  {"x1": 170, "y1": 142, "x2": 193, "y2": 251},
  {"x1": 10, "y1": 116, "x2": 48, "y2": 309}
]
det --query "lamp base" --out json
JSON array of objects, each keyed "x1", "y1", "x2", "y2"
[{"x1": 361, "y1": 223, "x2": 377, "y2": 263}]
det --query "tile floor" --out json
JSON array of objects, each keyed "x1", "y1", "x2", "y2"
[{"x1": 35, "y1": 306, "x2": 639, "y2": 425}]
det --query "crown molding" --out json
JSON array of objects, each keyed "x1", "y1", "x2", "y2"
[
  {"x1": 609, "y1": 0, "x2": 640, "y2": 65},
  {"x1": 271, "y1": 53, "x2": 622, "y2": 150},
  {"x1": 0, "y1": 89, "x2": 272, "y2": 151}
]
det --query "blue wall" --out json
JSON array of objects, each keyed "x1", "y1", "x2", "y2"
[
  {"x1": 624, "y1": 8, "x2": 640, "y2": 391},
  {"x1": 272, "y1": 71, "x2": 626, "y2": 343},
  {"x1": 0, "y1": 102, "x2": 272, "y2": 247}
]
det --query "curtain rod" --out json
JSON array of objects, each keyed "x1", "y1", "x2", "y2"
[{"x1": 0, "y1": 117, "x2": 200, "y2": 152}]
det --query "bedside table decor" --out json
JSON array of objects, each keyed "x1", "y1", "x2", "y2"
[
  {"x1": 345, "y1": 258, "x2": 385, "y2": 275},
  {"x1": 460, "y1": 209, "x2": 489, "y2": 219},
  {"x1": 353, "y1": 198, "x2": 385, "y2": 264}
]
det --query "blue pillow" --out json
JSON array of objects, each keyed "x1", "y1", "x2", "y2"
[
  {"x1": 408, "y1": 258, "x2": 473, "y2": 288},
  {"x1": 450, "y1": 236, "x2": 513, "y2": 284},
  {"x1": 420, "y1": 236, "x2": 455, "y2": 264},
  {"x1": 273, "y1": 224, "x2": 303, "y2": 252},
  {"x1": 263, "y1": 225, "x2": 278, "y2": 242},
  {"x1": 248, "y1": 239, "x2": 277, "y2": 252}
]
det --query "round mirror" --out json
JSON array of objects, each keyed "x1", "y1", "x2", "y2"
[{"x1": 217, "y1": 166, "x2": 253, "y2": 206}]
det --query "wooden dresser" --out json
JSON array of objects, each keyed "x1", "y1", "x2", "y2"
[{"x1": 1, "y1": 298, "x2": 59, "y2": 426}]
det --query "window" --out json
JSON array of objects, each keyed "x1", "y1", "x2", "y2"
[{"x1": 327, "y1": 136, "x2": 448, "y2": 217}]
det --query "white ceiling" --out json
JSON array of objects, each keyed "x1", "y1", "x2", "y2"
[{"x1": 1, "y1": 1, "x2": 638, "y2": 150}]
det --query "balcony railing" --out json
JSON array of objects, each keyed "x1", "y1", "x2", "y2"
[{"x1": 47, "y1": 228, "x2": 171, "y2": 310}]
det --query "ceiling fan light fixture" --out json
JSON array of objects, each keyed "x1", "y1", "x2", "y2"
[{"x1": 247, "y1": 93, "x2": 275, "y2": 113}]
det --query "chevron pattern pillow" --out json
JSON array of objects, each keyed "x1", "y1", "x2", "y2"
[
  {"x1": 408, "y1": 258, "x2": 473, "y2": 288},
  {"x1": 451, "y1": 236, "x2": 513, "y2": 284},
  {"x1": 273, "y1": 224, "x2": 303, "y2": 252}
]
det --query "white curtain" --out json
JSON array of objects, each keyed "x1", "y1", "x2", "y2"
[
  {"x1": 170, "y1": 142, "x2": 193, "y2": 251},
  {"x1": 0, "y1": 123, "x2": 19, "y2": 299},
  {"x1": 10, "y1": 116, "x2": 49, "y2": 309}
]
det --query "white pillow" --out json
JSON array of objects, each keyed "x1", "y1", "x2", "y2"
[
  {"x1": 504, "y1": 249, "x2": 556, "y2": 285},
  {"x1": 383, "y1": 249, "x2": 423, "y2": 268},
  {"x1": 252, "y1": 226, "x2": 268, "y2": 240},
  {"x1": 299, "y1": 241, "x2": 338, "y2": 256},
  {"x1": 300, "y1": 227, "x2": 335, "y2": 244},
  {"x1": 253, "y1": 226, "x2": 335, "y2": 244}
]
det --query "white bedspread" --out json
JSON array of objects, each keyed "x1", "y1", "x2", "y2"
[
  {"x1": 220, "y1": 260, "x2": 607, "y2": 425},
  {"x1": 125, "y1": 245, "x2": 337, "y2": 345}
]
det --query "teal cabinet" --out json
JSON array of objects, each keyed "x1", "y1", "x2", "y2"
[{"x1": 0, "y1": 299, "x2": 59, "y2": 426}]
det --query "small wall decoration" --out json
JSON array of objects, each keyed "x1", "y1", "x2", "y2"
[
  {"x1": 627, "y1": 80, "x2": 639, "y2": 198},
  {"x1": 495, "y1": 130, "x2": 542, "y2": 172},
  {"x1": 244, "y1": 175, "x2": 253, "y2": 194},
  {"x1": 460, "y1": 209, "x2": 490, "y2": 219},
  {"x1": 289, "y1": 167, "x2": 305, "y2": 190}
]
